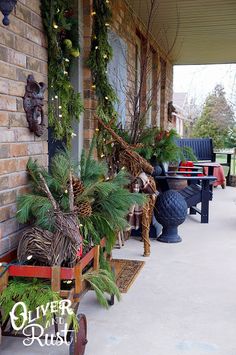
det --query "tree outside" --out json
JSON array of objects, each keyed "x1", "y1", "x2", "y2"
[{"x1": 192, "y1": 84, "x2": 236, "y2": 148}]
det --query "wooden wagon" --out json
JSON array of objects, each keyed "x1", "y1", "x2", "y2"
[{"x1": 0, "y1": 238, "x2": 107, "y2": 355}]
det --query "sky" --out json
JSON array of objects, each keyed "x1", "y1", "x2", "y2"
[{"x1": 173, "y1": 64, "x2": 236, "y2": 109}]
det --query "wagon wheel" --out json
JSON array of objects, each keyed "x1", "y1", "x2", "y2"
[{"x1": 69, "y1": 313, "x2": 88, "y2": 355}]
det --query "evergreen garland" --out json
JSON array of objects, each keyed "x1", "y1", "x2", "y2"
[
  {"x1": 0, "y1": 278, "x2": 78, "y2": 331},
  {"x1": 41, "y1": 0, "x2": 83, "y2": 144},
  {"x1": 88, "y1": 0, "x2": 117, "y2": 122}
]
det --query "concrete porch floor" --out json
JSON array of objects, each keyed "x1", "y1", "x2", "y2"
[{"x1": 1, "y1": 186, "x2": 236, "y2": 355}]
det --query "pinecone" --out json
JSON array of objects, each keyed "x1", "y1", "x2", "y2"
[
  {"x1": 77, "y1": 201, "x2": 92, "y2": 217},
  {"x1": 72, "y1": 176, "x2": 85, "y2": 197}
]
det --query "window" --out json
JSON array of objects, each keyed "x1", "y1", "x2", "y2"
[{"x1": 108, "y1": 31, "x2": 127, "y2": 127}]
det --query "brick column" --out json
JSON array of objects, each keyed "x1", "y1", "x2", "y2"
[
  {"x1": 0, "y1": 0, "x2": 48, "y2": 256},
  {"x1": 82, "y1": 0, "x2": 97, "y2": 149}
]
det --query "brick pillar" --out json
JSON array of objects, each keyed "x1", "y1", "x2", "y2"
[
  {"x1": 0, "y1": 0, "x2": 48, "y2": 256},
  {"x1": 83, "y1": 0, "x2": 97, "y2": 150}
]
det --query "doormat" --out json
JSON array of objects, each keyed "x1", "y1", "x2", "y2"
[{"x1": 111, "y1": 259, "x2": 145, "y2": 293}]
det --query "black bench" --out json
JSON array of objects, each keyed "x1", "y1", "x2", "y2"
[
  {"x1": 153, "y1": 163, "x2": 216, "y2": 224},
  {"x1": 175, "y1": 137, "x2": 232, "y2": 185}
]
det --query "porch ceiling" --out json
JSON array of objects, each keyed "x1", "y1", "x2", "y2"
[{"x1": 126, "y1": 0, "x2": 236, "y2": 65}]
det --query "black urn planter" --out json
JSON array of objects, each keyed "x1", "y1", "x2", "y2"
[{"x1": 154, "y1": 190, "x2": 187, "y2": 243}]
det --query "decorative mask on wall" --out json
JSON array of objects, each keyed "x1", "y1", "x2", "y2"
[
  {"x1": 0, "y1": 0, "x2": 17, "y2": 26},
  {"x1": 23, "y1": 75, "x2": 47, "y2": 137}
]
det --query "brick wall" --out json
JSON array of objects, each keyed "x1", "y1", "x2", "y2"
[
  {"x1": 82, "y1": 0, "x2": 174, "y2": 147},
  {"x1": 0, "y1": 0, "x2": 48, "y2": 256}
]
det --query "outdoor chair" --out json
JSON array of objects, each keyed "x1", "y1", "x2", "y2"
[
  {"x1": 175, "y1": 137, "x2": 231, "y2": 185},
  {"x1": 153, "y1": 163, "x2": 216, "y2": 223}
]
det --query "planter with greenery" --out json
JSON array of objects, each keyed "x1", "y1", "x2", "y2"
[
  {"x1": 0, "y1": 139, "x2": 145, "y2": 326},
  {"x1": 135, "y1": 127, "x2": 196, "y2": 166}
]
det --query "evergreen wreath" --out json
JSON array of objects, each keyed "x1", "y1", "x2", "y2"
[
  {"x1": 88, "y1": 0, "x2": 117, "y2": 122},
  {"x1": 41, "y1": 0, "x2": 83, "y2": 145}
]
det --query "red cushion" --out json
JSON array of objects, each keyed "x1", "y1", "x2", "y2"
[{"x1": 179, "y1": 161, "x2": 204, "y2": 176}]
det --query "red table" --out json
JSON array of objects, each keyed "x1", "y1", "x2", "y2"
[{"x1": 194, "y1": 162, "x2": 226, "y2": 188}]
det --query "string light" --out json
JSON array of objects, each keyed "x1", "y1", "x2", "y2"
[
  {"x1": 51, "y1": 98, "x2": 54, "y2": 101},
  {"x1": 59, "y1": 114, "x2": 62, "y2": 118},
  {"x1": 64, "y1": 58, "x2": 70, "y2": 62},
  {"x1": 27, "y1": 255, "x2": 33, "y2": 260},
  {"x1": 101, "y1": 154, "x2": 105, "y2": 158},
  {"x1": 71, "y1": 132, "x2": 77, "y2": 137},
  {"x1": 91, "y1": 11, "x2": 96, "y2": 16},
  {"x1": 79, "y1": 224, "x2": 83, "y2": 227},
  {"x1": 105, "y1": 96, "x2": 109, "y2": 100},
  {"x1": 65, "y1": 189, "x2": 68, "y2": 193},
  {"x1": 103, "y1": 54, "x2": 108, "y2": 59},
  {"x1": 59, "y1": 105, "x2": 62, "y2": 109},
  {"x1": 95, "y1": 46, "x2": 98, "y2": 50},
  {"x1": 55, "y1": 95, "x2": 58, "y2": 99},
  {"x1": 95, "y1": 128, "x2": 99, "y2": 132},
  {"x1": 92, "y1": 84, "x2": 96, "y2": 89},
  {"x1": 106, "y1": 0, "x2": 110, "y2": 3},
  {"x1": 64, "y1": 71, "x2": 68, "y2": 75},
  {"x1": 53, "y1": 22, "x2": 58, "y2": 29},
  {"x1": 105, "y1": 23, "x2": 110, "y2": 27}
]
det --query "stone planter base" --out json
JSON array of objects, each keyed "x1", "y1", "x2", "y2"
[{"x1": 157, "y1": 226, "x2": 182, "y2": 243}]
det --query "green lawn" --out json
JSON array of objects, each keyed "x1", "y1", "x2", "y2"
[{"x1": 215, "y1": 154, "x2": 236, "y2": 175}]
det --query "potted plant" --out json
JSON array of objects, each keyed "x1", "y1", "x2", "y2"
[{"x1": 136, "y1": 127, "x2": 196, "y2": 172}]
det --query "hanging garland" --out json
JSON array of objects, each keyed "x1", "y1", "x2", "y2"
[
  {"x1": 88, "y1": 0, "x2": 117, "y2": 123},
  {"x1": 41, "y1": 0, "x2": 83, "y2": 145}
]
